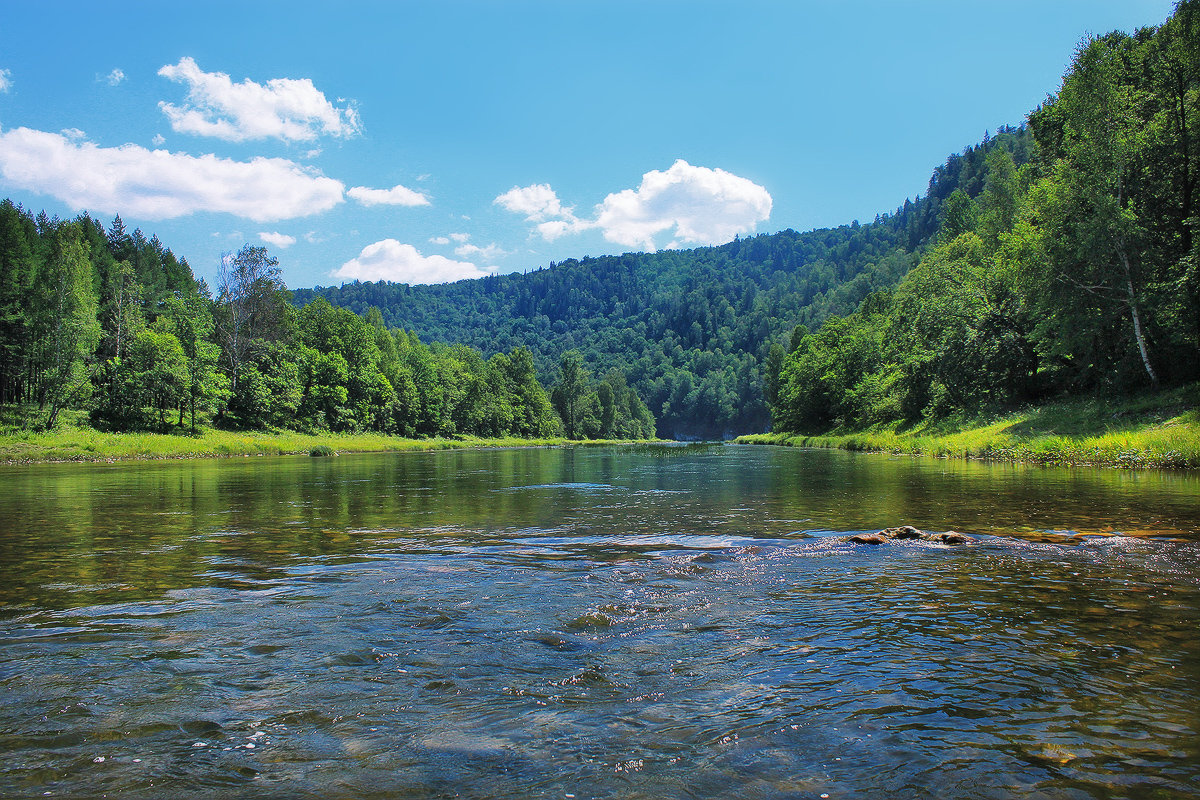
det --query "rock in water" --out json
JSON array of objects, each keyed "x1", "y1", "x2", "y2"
[
  {"x1": 880, "y1": 525, "x2": 925, "y2": 539},
  {"x1": 934, "y1": 531, "x2": 974, "y2": 545},
  {"x1": 848, "y1": 533, "x2": 888, "y2": 545}
]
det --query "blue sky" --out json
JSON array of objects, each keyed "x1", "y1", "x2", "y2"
[{"x1": 0, "y1": 0, "x2": 1179, "y2": 290}]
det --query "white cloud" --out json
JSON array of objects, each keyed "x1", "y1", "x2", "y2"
[
  {"x1": 334, "y1": 239, "x2": 489, "y2": 284},
  {"x1": 429, "y1": 236, "x2": 450, "y2": 245},
  {"x1": 104, "y1": 68, "x2": 126, "y2": 86},
  {"x1": 448, "y1": 232, "x2": 470, "y2": 243},
  {"x1": 454, "y1": 242, "x2": 506, "y2": 262},
  {"x1": 60, "y1": 128, "x2": 87, "y2": 140},
  {"x1": 151, "y1": 133, "x2": 166, "y2": 146},
  {"x1": 496, "y1": 160, "x2": 772, "y2": 250},
  {"x1": 0, "y1": 126, "x2": 345, "y2": 222},
  {"x1": 594, "y1": 160, "x2": 772, "y2": 249},
  {"x1": 494, "y1": 183, "x2": 571, "y2": 221},
  {"x1": 0, "y1": 68, "x2": 12, "y2": 93},
  {"x1": 157, "y1": 57, "x2": 361, "y2": 143},
  {"x1": 347, "y1": 183, "x2": 430, "y2": 207},
  {"x1": 535, "y1": 217, "x2": 592, "y2": 241},
  {"x1": 258, "y1": 231, "x2": 296, "y2": 248}
]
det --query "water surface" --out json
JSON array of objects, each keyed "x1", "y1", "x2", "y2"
[{"x1": 1, "y1": 445, "x2": 1198, "y2": 798}]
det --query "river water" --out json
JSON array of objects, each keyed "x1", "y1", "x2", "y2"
[{"x1": 1, "y1": 444, "x2": 1198, "y2": 799}]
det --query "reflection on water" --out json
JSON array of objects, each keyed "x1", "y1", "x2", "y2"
[{"x1": 1, "y1": 445, "x2": 1198, "y2": 798}]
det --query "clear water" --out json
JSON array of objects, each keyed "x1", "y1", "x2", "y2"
[{"x1": 1, "y1": 444, "x2": 1198, "y2": 798}]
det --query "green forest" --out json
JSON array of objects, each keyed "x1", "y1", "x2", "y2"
[
  {"x1": 771, "y1": 8, "x2": 1199, "y2": 433},
  {"x1": 0, "y1": 210, "x2": 655, "y2": 441},
  {"x1": 2, "y1": 3, "x2": 1196, "y2": 444}
]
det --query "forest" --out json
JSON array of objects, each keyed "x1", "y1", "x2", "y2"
[
  {"x1": 770, "y1": 6, "x2": 1199, "y2": 433},
  {"x1": 2, "y1": 4, "x2": 1195, "y2": 443},
  {"x1": 0, "y1": 209, "x2": 655, "y2": 441},
  {"x1": 294, "y1": 128, "x2": 1033, "y2": 438}
]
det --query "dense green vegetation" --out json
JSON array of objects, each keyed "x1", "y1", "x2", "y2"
[
  {"x1": 769, "y1": 4, "x2": 1200, "y2": 435},
  {"x1": 741, "y1": 384, "x2": 1200, "y2": 469},
  {"x1": 294, "y1": 129, "x2": 1031, "y2": 437},
  {"x1": 0, "y1": 207, "x2": 654, "y2": 442}
]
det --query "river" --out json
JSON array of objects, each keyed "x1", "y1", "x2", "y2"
[{"x1": 1, "y1": 444, "x2": 1198, "y2": 798}]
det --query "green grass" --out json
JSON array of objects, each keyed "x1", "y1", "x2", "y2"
[
  {"x1": 0, "y1": 411, "x2": 660, "y2": 463},
  {"x1": 737, "y1": 384, "x2": 1200, "y2": 469}
]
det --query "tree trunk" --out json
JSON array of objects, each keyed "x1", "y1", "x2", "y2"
[{"x1": 1120, "y1": 247, "x2": 1159, "y2": 387}]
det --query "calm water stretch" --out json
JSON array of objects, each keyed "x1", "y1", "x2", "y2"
[{"x1": 1, "y1": 445, "x2": 1198, "y2": 799}]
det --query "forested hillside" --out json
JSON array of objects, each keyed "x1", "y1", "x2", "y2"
[
  {"x1": 771, "y1": 4, "x2": 1199, "y2": 433},
  {"x1": 296, "y1": 126, "x2": 1034, "y2": 438}
]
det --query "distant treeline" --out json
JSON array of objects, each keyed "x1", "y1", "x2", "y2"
[
  {"x1": 770, "y1": 3, "x2": 1200, "y2": 432},
  {"x1": 0, "y1": 206, "x2": 654, "y2": 439}
]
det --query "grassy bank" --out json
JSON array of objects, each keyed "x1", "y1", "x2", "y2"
[
  {"x1": 737, "y1": 385, "x2": 1200, "y2": 469},
  {"x1": 0, "y1": 413, "x2": 654, "y2": 464}
]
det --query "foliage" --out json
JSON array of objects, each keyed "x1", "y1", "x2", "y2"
[
  {"x1": 739, "y1": 383, "x2": 1200, "y2": 469},
  {"x1": 0, "y1": 220, "x2": 649, "y2": 441},
  {"x1": 770, "y1": 4, "x2": 1200, "y2": 435}
]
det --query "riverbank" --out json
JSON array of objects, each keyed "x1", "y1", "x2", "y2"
[
  {"x1": 737, "y1": 384, "x2": 1200, "y2": 469},
  {"x1": 0, "y1": 422, "x2": 655, "y2": 464}
]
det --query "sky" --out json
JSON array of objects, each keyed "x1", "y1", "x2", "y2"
[{"x1": 0, "y1": 0, "x2": 1180, "y2": 290}]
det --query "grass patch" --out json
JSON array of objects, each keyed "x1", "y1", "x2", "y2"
[
  {"x1": 737, "y1": 384, "x2": 1200, "y2": 469},
  {"x1": 0, "y1": 416, "x2": 663, "y2": 464}
]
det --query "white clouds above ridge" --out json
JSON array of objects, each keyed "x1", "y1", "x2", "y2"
[
  {"x1": 157, "y1": 57, "x2": 361, "y2": 143},
  {"x1": 495, "y1": 160, "x2": 772, "y2": 250},
  {"x1": 334, "y1": 239, "x2": 489, "y2": 284}
]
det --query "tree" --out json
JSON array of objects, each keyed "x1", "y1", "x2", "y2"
[
  {"x1": 1037, "y1": 34, "x2": 1159, "y2": 386},
  {"x1": 34, "y1": 223, "x2": 100, "y2": 428},
  {"x1": 160, "y1": 290, "x2": 228, "y2": 430},
  {"x1": 551, "y1": 350, "x2": 594, "y2": 439},
  {"x1": 214, "y1": 244, "x2": 290, "y2": 400},
  {"x1": 130, "y1": 327, "x2": 187, "y2": 426},
  {"x1": 0, "y1": 200, "x2": 36, "y2": 404}
]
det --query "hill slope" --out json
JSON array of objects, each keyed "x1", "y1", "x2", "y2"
[{"x1": 296, "y1": 126, "x2": 1033, "y2": 438}]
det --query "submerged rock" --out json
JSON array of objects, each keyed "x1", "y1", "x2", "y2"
[
  {"x1": 880, "y1": 525, "x2": 925, "y2": 540},
  {"x1": 846, "y1": 526, "x2": 975, "y2": 546}
]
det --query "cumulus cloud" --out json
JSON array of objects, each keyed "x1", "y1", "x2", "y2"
[
  {"x1": 0, "y1": 68, "x2": 12, "y2": 93},
  {"x1": 151, "y1": 133, "x2": 166, "y2": 146},
  {"x1": 334, "y1": 239, "x2": 489, "y2": 284},
  {"x1": 103, "y1": 68, "x2": 126, "y2": 86},
  {"x1": 494, "y1": 183, "x2": 571, "y2": 221},
  {"x1": 0, "y1": 126, "x2": 345, "y2": 222},
  {"x1": 347, "y1": 183, "x2": 430, "y2": 207},
  {"x1": 454, "y1": 242, "x2": 506, "y2": 262},
  {"x1": 258, "y1": 231, "x2": 296, "y2": 248},
  {"x1": 496, "y1": 160, "x2": 772, "y2": 250},
  {"x1": 595, "y1": 160, "x2": 772, "y2": 248},
  {"x1": 157, "y1": 57, "x2": 361, "y2": 143}
]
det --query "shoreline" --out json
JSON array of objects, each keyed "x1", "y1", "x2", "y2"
[
  {"x1": 737, "y1": 386, "x2": 1200, "y2": 470},
  {"x1": 0, "y1": 427, "x2": 662, "y2": 466},
  {"x1": 736, "y1": 425, "x2": 1200, "y2": 470}
]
